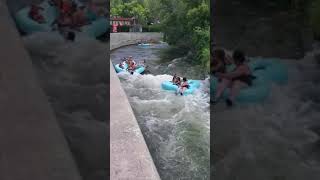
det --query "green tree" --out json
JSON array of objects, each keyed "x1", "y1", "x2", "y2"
[
  {"x1": 111, "y1": 0, "x2": 150, "y2": 25},
  {"x1": 309, "y1": 0, "x2": 320, "y2": 38},
  {"x1": 159, "y1": 0, "x2": 210, "y2": 72}
]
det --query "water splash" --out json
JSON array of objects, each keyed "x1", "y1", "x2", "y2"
[
  {"x1": 112, "y1": 44, "x2": 210, "y2": 179},
  {"x1": 212, "y1": 55, "x2": 320, "y2": 179},
  {"x1": 118, "y1": 73, "x2": 210, "y2": 179}
]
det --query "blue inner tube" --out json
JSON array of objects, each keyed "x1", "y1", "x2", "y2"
[
  {"x1": 15, "y1": 0, "x2": 108, "y2": 38},
  {"x1": 81, "y1": 18, "x2": 109, "y2": 38},
  {"x1": 161, "y1": 80, "x2": 201, "y2": 95},
  {"x1": 249, "y1": 58, "x2": 288, "y2": 85},
  {"x1": 211, "y1": 59, "x2": 287, "y2": 103},
  {"x1": 15, "y1": 1, "x2": 59, "y2": 34},
  {"x1": 211, "y1": 76, "x2": 270, "y2": 103},
  {"x1": 138, "y1": 43, "x2": 151, "y2": 46},
  {"x1": 226, "y1": 59, "x2": 288, "y2": 85},
  {"x1": 114, "y1": 63, "x2": 145, "y2": 74}
]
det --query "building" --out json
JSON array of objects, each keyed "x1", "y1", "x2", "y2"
[{"x1": 110, "y1": 16, "x2": 142, "y2": 33}]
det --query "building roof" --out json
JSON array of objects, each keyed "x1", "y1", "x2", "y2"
[{"x1": 110, "y1": 17, "x2": 135, "y2": 21}]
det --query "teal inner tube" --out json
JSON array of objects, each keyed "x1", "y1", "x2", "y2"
[
  {"x1": 138, "y1": 43, "x2": 151, "y2": 46},
  {"x1": 114, "y1": 63, "x2": 145, "y2": 74},
  {"x1": 81, "y1": 18, "x2": 108, "y2": 38},
  {"x1": 161, "y1": 80, "x2": 201, "y2": 95},
  {"x1": 226, "y1": 59, "x2": 288, "y2": 85},
  {"x1": 86, "y1": 10, "x2": 98, "y2": 21},
  {"x1": 14, "y1": 0, "x2": 108, "y2": 38},
  {"x1": 211, "y1": 75, "x2": 271, "y2": 103},
  {"x1": 15, "y1": 1, "x2": 59, "y2": 34},
  {"x1": 114, "y1": 63, "x2": 128, "y2": 73},
  {"x1": 249, "y1": 58, "x2": 288, "y2": 85},
  {"x1": 211, "y1": 59, "x2": 287, "y2": 103}
]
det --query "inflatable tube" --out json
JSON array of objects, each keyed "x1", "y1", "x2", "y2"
[
  {"x1": 114, "y1": 63, "x2": 128, "y2": 73},
  {"x1": 224, "y1": 59, "x2": 288, "y2": 85},
  {"x1": 81, "y1": 18, "x2": 108, "y2": 38},
  {"x1": 114, "y1": 63, "x2": 145, "y2": 74},
  {"x1": 138, "y1": 43, "x2": 151, "y2": 46},
  {"x1": 86, "y1": 10, "x2": 98, "y2": 21},
  {"x1": 15, "y1": 1, "x2": 58, "y2": 34},
  {"x1": 211, "y1": 76, "x2": 271, "y2": 103},
  {"x1": 211, "y1": 58, "x2": 288, "y2": 103},
  {"x1": 134, "y1": 66, "x2": 145, "y2": 74},
  {"x1": 249, "y1": 58, "x2": 288, "y2": 85},
  {"x1": 161, "y1": 80, "x2": 201, "y2": 95}
]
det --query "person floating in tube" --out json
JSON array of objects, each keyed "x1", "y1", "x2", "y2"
[
  {"x1": 29, "y1": 4, "x2": 46, "y2": 24},
  {"x1": 213, "y1": 50, "x2": 253, "y2": 107},
  {"x1": 176, "y1": 77, "x2": 189, "y2": 96},
  {"x1": 119, "y1": 57, "x2": 127, "y2": 69},
  {"x1": 127, "y1": 56, "x2": 137, "y2": 74}
]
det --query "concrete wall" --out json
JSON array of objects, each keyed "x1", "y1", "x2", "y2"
[
  {"x1": 0, "y1": 2, "x2": 82, "y2": 180},
  {"x1": 110, "y1": 33, "x2": 163, "y2": 179},
  {"x1": 110, "y1": 32, "x2": 163, "y2": 50}
]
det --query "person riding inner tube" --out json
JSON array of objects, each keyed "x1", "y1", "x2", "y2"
[
  {"x1": 162, "y1": 75, "x2": 200, "y2": 95},
  {"x1": 213, "y1": 50, "x2": 254, "y2": 107},
  {"x1": 29, "y1": 4, "x2": 46, "y2": 24},
  {"x1": 176, "y1": 77, "x2": 190, "y2": 96},
  {"x1": 114, "y1": 57, "x2": 145, "y2": 74}
]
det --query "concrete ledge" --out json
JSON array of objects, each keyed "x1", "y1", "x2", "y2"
[
  {"x1": 0, "y1": 2, "x2": 81, "y2": 180},
  {"x1": 110, "y1": 33, "x2": 163, "y2": 179},
  {"x1": 110, "y1": 32, "x2": 163, "y2": 50},
  {"x1": 110, "y1": 63, "x2": 160, "y2": 180}
]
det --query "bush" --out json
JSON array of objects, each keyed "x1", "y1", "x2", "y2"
[
  {"x1": 142, "y1": 23, "x2": 163, "y2": 32},
  {"x1": 310, "y1": 0, "x2": 320, "y2": 38}
]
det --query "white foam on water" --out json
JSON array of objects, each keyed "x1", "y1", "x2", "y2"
[
  {"x1": 213, "y1": 54, "x2": 320, "y2": 179},
  {"x1": 118, "y1": 73, "x2": 210, "y2": 179}
]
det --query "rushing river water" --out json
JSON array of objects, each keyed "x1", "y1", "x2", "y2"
[
  {"x1": 21, "y1": 32, "x2": 108, "y2": 180},
  {"x1": 111, "y1": 44, "x2": 210, "y2": 179},
  {"x1": 212, "y1": 49, "x2": 320, "y2": 179}
]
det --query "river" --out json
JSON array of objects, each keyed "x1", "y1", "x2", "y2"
[
  {"x1": 212, "y1": 47, "x2": 320, "y2": 179},
  {"x1": 21, "y1": 32, "x2": 108, "y2": 180},
  {"x1": 111, "y1": 44, "x2": 210, "y2": 179}
]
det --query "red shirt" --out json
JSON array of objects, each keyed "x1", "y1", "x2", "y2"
[{"x1": 61, "y1": 1, "x2": 72, "y2": 14}]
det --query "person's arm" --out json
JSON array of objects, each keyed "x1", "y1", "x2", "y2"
[
  {"x1": 225, "y1": 54, "x2": 233, "y2": 65},
  {"x1": 216, "y1": 66, "x2": 246, "y2": 79},
  {"x1": 212, "y1": 61, "x2": 222, "y2": 72}
]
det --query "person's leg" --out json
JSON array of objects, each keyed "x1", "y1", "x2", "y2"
[
  {"x1": 39, "y1": 15, "x2": 46, "y2": 23},
  {"x1": 227, "y1": 80, "x2": 248, "y2": 106},
  {"x1": 180, "y1": 87, "x2": 186, "y2": 95},
  {"x1": 214, "y1": 78, "x2": 231, "y2": 101}
]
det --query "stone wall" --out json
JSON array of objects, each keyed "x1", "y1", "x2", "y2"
[
  {"x1": 110, "y1": 32, "x2": 163, "y2": 50},
  {"x1": 110, "y1": 33, "x2": 162, "y2": 180}
]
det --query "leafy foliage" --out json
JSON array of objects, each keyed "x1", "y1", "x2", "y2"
[
  {"x1": 309, "y1": 0, "x2": 320, "y2": 38},
  {"x1": 111, "y1": 0, "x2": 210, "y2": 72},
  {"x1": 159, "y1": 0, "x2": 210, "y2": 72},
  {"x1": 111, "y1": 0, "x2": 150, "y2": 25}
]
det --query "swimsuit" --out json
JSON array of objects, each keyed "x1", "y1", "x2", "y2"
[
  {"x1": 212, "y1": 61, "x2": 226, "y2": 75},
  {"x1": 232, "y1": 65, "x2": 253, "y2": 86}
]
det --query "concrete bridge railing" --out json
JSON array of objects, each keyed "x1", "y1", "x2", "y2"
[{"x1": 110, "y1": 32, "x2": 163, "y2": 179}]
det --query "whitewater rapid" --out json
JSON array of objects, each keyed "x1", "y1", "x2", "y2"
[
  {"x1": 112, "y1": 45, "x2": 210, "y2": 179},
  {"x1": 212, "y1": 51, "x2": 320, "y2": 180},
  {"x1": 21, "y1": 31, "x2": 108, "y2": 180}
]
